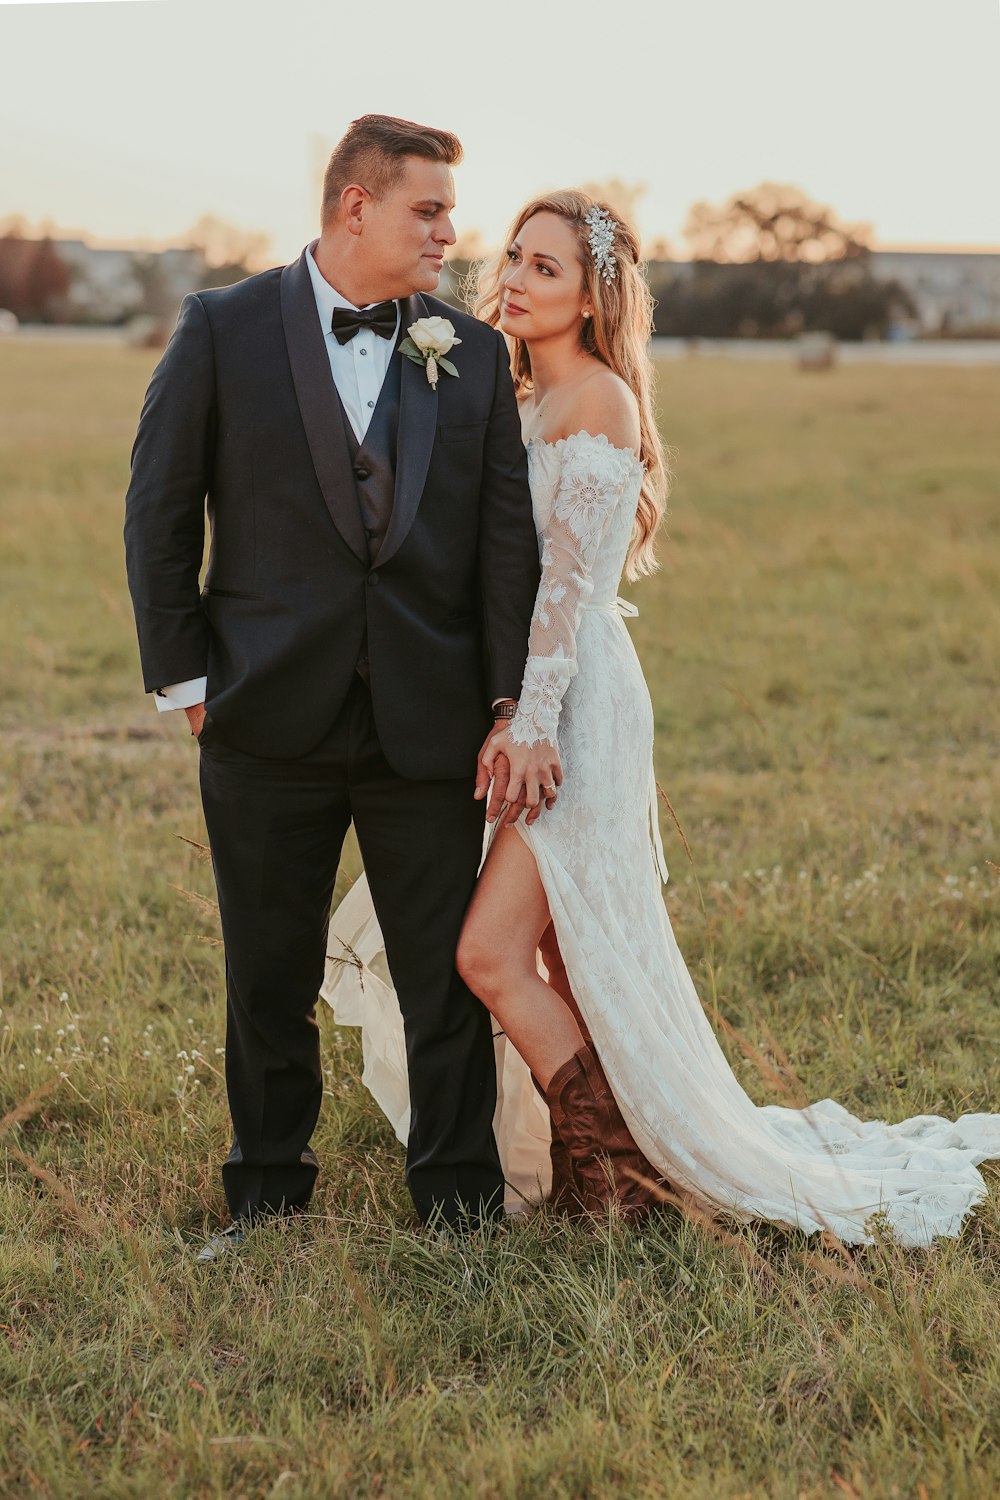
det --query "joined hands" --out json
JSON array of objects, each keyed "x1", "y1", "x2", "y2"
[{"x1": 475, "y1": 722, "x2": 563, "y2": 828}]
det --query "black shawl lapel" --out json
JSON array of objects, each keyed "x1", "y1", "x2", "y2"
[
  {"x1": 377, "y1": 293, "x2": 438, "y2": 568},
  {"x1": 279, "y1": 250, "x2": 368, "y2": 564}
]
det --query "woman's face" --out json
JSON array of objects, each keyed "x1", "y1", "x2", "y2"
[{"x1": 498, "y1": 212, "x2": 591, "y2": 341}]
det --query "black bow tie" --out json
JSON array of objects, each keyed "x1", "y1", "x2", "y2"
[{"x1": 331, "y1": 301, "x2": 398, "y2": 345}]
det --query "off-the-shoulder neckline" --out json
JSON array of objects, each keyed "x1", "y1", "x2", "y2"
[{"x1": 526, "y1": 429, "x2": 643, "y2": 464}]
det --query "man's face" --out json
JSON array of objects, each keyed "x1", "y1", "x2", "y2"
[{"x1": 362, "y1": 158, "x2": 457, "y2": 298}]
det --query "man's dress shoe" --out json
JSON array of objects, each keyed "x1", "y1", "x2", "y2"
[{"x1": 195, "y1": 1224, "x2": 249, "y2": 1263}]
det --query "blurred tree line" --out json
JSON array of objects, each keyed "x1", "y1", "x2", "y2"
[
  {"x1": 0, "y1": 214, "x2": 268, "y2": 325},
  {"x1": 1, "y1": 187, "x2": 918, "y2": 339},
  {"x1": 648, "y1": 182, "x2": 916, "y2": 339}
]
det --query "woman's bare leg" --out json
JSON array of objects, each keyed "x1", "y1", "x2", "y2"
[
  {"x1": 460, "y1": 830, "x2": 668, "y2": 1220},
  {"x1": 538, "y1": 923, "x2": 593, "y2": 1044},
  {"x1": 457, "y1": 828, "x2": 584, "y2": 1089}
]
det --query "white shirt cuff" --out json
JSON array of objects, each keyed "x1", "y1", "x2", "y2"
[{"x1": 154, "y1": 677, "x2": 208, "y2": 712}]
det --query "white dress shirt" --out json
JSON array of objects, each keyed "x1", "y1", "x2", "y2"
[{"x1": 154, "y1": 244, "x2": 400, "y2": 712}]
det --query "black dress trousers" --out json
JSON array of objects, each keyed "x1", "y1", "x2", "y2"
[{"x1": 197, "y1": 675, "x2": 504, "y2": 1229}]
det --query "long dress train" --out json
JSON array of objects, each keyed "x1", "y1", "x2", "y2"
[{"x1": 321, "y1": 430, "x2": 1000, "y2": 1245}]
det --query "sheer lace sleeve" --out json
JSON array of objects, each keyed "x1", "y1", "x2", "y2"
[{"x1": 510, "y1": 434, "x2": 640, "y2": 748}]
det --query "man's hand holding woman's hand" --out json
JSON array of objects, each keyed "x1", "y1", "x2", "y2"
[{"x1": 475, "y1": 721, "x2": 563, "y2": 827}]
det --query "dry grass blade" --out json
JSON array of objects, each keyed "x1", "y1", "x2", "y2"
[
  {"x1": 714, "y1": 1010, "x2": 810, "y2": 1109},
  {"x1": 721, "y1": 682, "x2": 768, "y2": 735},
  {"x1": 5, "y1": 1143, "x2": 103, "y2": 1237},
  {"x1": 622, "y1": 1170, "x2": 803, "y2": 1306},
  {"x1": 326, "y1": 937, "x2": 365, "y2": 985},
  {"x1": 208, "y1": 1436, "x2": 294, "y2": 1449},
  {"x1": 170, "y1": 883, "x2": 220, "y2": 922},
  {"x1": 655, "y1": 781, "x2": 694, "y2": 865},
  {"x1": 2, "y1": 1084, "x2": 103, "y2": 1235},
  {"x1": 334, "y1": 1244, "x2": 398, "y2": 1393},
  {"x1": 830, "y1": 1473, "x2": 863, "y2": 1499},
  {"x1": 176, "y1": 834, "x2": 213, "y2": 863},
  {"x1": 0, "y1": 1080, "x2": 59, "y2": 1139}
]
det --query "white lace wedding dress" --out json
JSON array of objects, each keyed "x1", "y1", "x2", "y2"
[{"x1": 321, "y1": 429, "x2": 1000, "y2": 1246}]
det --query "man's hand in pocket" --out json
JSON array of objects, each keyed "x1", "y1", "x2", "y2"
[{"x1": 185, "y1": 703, "x2": 208, "y2": 739}]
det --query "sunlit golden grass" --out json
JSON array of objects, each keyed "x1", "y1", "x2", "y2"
[{"x1": 1, "y1": 340, "x2": 999, "y2": 1498}]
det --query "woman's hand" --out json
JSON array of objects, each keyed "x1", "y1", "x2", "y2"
[{"x1": 475, "y1": 723, "x2": 563, "y2": 827}]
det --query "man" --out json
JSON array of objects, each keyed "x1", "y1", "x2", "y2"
[{"x1": 124, "y1": 115, "x2": 550, "y2": 1258}]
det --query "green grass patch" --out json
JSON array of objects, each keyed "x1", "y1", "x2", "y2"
[{"x1": 2, "y1": 343, "x2": 999, "y2": 1497}]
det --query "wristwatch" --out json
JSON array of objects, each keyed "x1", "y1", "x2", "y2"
[{"x1": 492, "y1": 701, "x2": 517, "y2": 720}]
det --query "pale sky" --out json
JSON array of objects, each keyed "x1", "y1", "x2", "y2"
[{"x1": 1, "y1": 0, "x2": 998, "y2": 261}]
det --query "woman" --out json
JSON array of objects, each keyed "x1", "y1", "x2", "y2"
[{"x1": 324, "y1": 191, "x2": 1000, "y2": 1245}]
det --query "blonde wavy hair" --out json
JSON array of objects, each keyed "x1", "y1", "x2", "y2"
[{"x1": 471, "y1": 190, "x2": 669, "y2": 579}]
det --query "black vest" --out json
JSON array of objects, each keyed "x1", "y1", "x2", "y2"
[
  {"x1": 337, "y1": 351, "x2": 402, "y2": 678},
  {"x1": 339, "y1": 350, "x2": 401, "y2": 566}
]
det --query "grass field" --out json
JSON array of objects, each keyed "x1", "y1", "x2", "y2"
[{"x1": 1, "y1": 340, "x2": 999, "y2": 1499}]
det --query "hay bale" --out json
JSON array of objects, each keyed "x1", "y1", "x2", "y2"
[{"x1": 796, "y1": 331, "x2": 838, "y2": 370}]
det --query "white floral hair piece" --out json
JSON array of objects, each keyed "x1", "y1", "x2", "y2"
[{"x1": 584, "y1": 205, "x2": 618, "y2": 284}]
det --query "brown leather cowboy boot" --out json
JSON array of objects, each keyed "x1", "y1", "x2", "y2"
[
  {"x1": 535, "y1": 1037, "x2": 613, "y2": 1213},
  {"x1": 532, "y1": 1074, "x2": 580, "y2": 1213},
  {"x1": 543, "y1": 1044, "x2": 668, "y2": 1223}
]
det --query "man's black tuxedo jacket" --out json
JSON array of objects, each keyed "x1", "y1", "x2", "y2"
[{"x1": 124, "y1": 250, "x2": 540, "y2": 776}]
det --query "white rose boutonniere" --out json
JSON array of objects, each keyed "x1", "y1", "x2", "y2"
[{"x1": 400, "y1": 316, "x2": 461, "y2": 389}]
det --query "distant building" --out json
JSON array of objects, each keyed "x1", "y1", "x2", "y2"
[
  {"x1": 870, "y1": 251, "x2": 1000, "y2": 334},
  {"x1": 637, "y1": 249, "x2": 1000, "y2": 339},
  {"x1": 53, "y1": 241, "x2": 207, "y2": 323}
]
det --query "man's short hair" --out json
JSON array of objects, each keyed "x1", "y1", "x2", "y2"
[{"x1": 322, "y1": 114, "x2": 462, "y2": 224}]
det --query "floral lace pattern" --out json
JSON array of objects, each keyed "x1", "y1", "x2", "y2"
[{"x1": 509, "y1": 433, "x2": 643, "y2": 749}]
